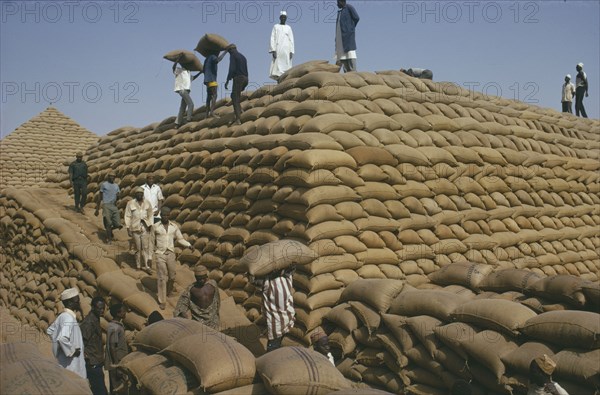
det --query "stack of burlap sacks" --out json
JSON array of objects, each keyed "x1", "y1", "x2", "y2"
[
  {"x1": 0, "y1": 106, "x2": 98, "y2": 189},
  {"x1": 0, "y1": 188, "x2": 159, "y2": 339},
  {"x1": 78, "y1": 61, "x2": 599, "y2": 346},
  {"x1": 1, "y1": 342, "x2": 92, "y2": 394},
  {"x1": 328, "y1": 274, "x2": 599, "y2": 394},
  {"x1": 117, "y1": 318, "x2": 361, "y2": 394}
]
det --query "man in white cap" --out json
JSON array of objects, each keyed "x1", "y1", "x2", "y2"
[
  {"x1": 269, "y1": 10, "x2": 295, "y2": 81},
  {"x1": 125, "y1": 186, "x2": 154, "y2": 273},
  {"x1": 528, "y1": 354, "x2": 569, "y2": 395},
  {"x1": 46, "y1": 288, "x2": 86, "y2": 379},
  {"x1": 575, "y1": 63, "x2": 588, "y2": 118},
  {"x1": 561, "y1": 74, "x2": 576, "y2": 114}
]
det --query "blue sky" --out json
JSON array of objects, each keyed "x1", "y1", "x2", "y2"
[{"x1": 1, "y1": 1, "x2": 598, "y2": 137}]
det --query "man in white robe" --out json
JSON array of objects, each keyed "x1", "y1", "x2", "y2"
[
  {"x1": 269, "y1": 10, "x2": 294, "y2": 81},
  {"x1": 47, "y1": 287, "x2": 86, "y2": 379}
]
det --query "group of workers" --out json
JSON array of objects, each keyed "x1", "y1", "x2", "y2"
[{"x1": 561, "y1": 62, "x2": 589, "y2": 117}]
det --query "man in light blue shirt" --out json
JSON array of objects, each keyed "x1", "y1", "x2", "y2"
[{"x1": 95, "y1": 172, "x2": 122, "y2": 243}]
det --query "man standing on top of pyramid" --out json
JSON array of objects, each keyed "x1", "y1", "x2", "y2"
[
  {"x1": 269, "y1": 10, "x2": 295, "y2": 81},
  {"x1": 335, "y1": 0, "x2": 359, "y2": 73},
  {"x1": 68, "y1": 152, "x2": 88, "y2": 213},
  {"x1": 173, "y1": 54, "x2": 202, "y2": 127}
]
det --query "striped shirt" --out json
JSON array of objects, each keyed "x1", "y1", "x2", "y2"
[{"x1": 262, "y1": 272, "x2": 295, "y2": 340}]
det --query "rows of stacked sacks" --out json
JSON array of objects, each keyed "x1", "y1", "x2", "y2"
[
  {"x1": 117, "y1": 318, "x2": 376, "y2": 394},
  {"x1": 327, "y1": 275, "x2": 599, "y2": 394},
  {"x1": 0, "y1": 188, "x2": 160, "y2": 339},
  {"x1": 0, "y1": 107, "x2": 98, "y2": 189},
  {"x1": 75, "y1": 61, "x2": 599, "y2": 345}
]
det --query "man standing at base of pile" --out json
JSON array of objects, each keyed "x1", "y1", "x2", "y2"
[
  {"x1": 80, "y1": 297, "x2": 108, "y2": 395},
  {"x1": 561, "y1": 74, "x2": 576, "y2": 114},
  {"x1": 254, "y1": 267, "x2": 295, "y2": 352},
  {"x1": 173, "y1": 264, "x2": 220, "y2": 329},
  {"x1": 152, "y1": 207, "x2": 192, "y2": 309},
  {"x1": 527, "y1": 354, "x2": 569, "y2": 395},
  {"x1": 335, "y1": 0, "x2": 359, "y2": 73},
  {"x1": 574, "y1": 62, "x2": 589, "y2": 118},
  {"x1": 69, "y1": 152, "x2": 88, "y2": 213},
  {"x1": 269, "y1": 10, "x2": 295, "y2": 81},
  {"x1": 105, "y1": 304, "x2": 128, "y2": 394},
  {"x1": 95, "y1": 172, "x2": 122, "y2": 244},
  {"x1": 125, "y1": 187, "x2": 153, "y2": 273},
  {"x1": 46, "y1": 288, "x2": 86, "y2": 379},
  {"x1": 225, "y1": 44, "x2": 249, "y2": 125}
]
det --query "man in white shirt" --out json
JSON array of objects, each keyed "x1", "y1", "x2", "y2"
[
  {"x1": 125, "y1": 187, "x2": 154, "y2": 273},
  {"x1": 269, "y1": 10, "x2": 294, "y2": 81},
  {"x1": 173, "y1": 57, "x2": 201, "y2": 127},
  {"x1": 561, "y1": 74, "x2": 576, "y2": 114},
  {"x1": 142, "y1": 175, "x2": 164, "y2": 221},
  {"x1": 151, "y1": 207, "x2": 192, "y2": 309},
  {"x1": 46, "y1": 288, "x2": 86, "y2": 379}
]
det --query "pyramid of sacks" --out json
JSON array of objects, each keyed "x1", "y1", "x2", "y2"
[
  {"x1": 0, "y1": 107, "x2": 98, "y2": 189},
  {"x1": 81, "y1": 60, "x2": 600, "y2": 341}
]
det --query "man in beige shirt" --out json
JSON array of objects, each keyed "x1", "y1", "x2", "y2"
[
  {"x1": 561, "y1": 74, "x2": 576, "y2": 114},
  {"x1": 151, "y1": 207, "x2": 191, "y2": 309},
  {"x1": 125, "y1": 187, "x2": 154, "y2": 273}
]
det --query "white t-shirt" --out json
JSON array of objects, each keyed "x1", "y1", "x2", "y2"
[
  {"x1": 174, "y1": 67, "x2": 191, "y2": 91},
  {"x1": 142, "y1": 184, "x2": 164, "y2": 216},
  {"x1": 527, "y1": 382, "x2": 569, "y2": 395}
]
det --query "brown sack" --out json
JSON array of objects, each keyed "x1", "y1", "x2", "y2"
[
  {"x1": 163, "y1": 49, "x2": 203, "y2": 72},
  {"x1": 195, "y1": 33, "x2": 230, "y2": 57},
  {"x1": 340, "y1": 279, "x2": 404, "y2": 312},
  {"x1": 519, "y1": 311, "x2": 600, "y2": 349},
  {"x1": 451, "y1": 299, "x2": 537, "y2": 336},
  {"x1": 256, "y1": 347, "x2": 351, "y2": 394},
  {"x1": 240, "y1": 240, "x2": 317, "y2": 277},
  {"x1": 389, "y1": 289, "x2": 468, "y2": 321}
]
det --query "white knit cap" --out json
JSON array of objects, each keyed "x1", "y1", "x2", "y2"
[
  {"x1": 577, "y1": 63, "x2": 584, "y2": 68},
  {"x1": 60, "y1": 287, "x2": 79, "y2": 301},
  {"x1": 280, "y1": 10, "x2": 287, "y2": 16},
  {"x1": 566, "y1": 74, "x2": 571, "y2": 79}
]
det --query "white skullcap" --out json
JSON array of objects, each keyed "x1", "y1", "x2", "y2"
[
  {"x1": 577, "y1": 63, "x2": 584, "y2": 68},
  {"x1": 280, "y1": 10, "x2": 287, "y2": 16},
  {"x1": 566, "y1": 74, "x2": 571, "y2": 79},
  {"x1": 60, "y1": 287, "x2": 79, "y2": 301}
]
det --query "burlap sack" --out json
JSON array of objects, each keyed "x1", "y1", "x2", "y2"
[
  {"x1": 461, "y1": 330, "x2": 518, "y2": 380},
  {"x1": 427, "y1": 262, "x2": 493, "y2": 290},
  {"x1": 162, "y1": 331, "x2": 255, "y2": 393},
  {"x1": 500, "y1": 342, "x2": 557, "y2": 374},
  {"x1": 133, "y1": 318, "x2": 212, "y2": 352},
  {"x1": 450, "y1": 299, "x2": 537, "y2": 336},
  {"x1": 138, "y1": 363, "x2": 198, "y2": 395},
  {"x1": 520, "y1": 311, "x2": 600, "y2": 349},
  {"x1": 340, "y1": 279, "x2": 404, "y2": 313},
  {"x1": 256, "y1": 347, "x2": 351, "y2": 394},
  {"x1": 195, "y1": 33, "x2": 230, "y2": 57},
  {"x1": 388, "y1": 289, "x2": 468, "y2": 321},
  {"x1": 163, "y1": 49, "x2": 203, "y2": 72},
  {"x1": 240, "y1": 240, "x2": 316, "y2": 277},
  {"x1": 479, "y1": 269, "x2": 544, "y2": 292},
  {"x1": 525, "y1": 275, "x2": 587, "y2": 306}
]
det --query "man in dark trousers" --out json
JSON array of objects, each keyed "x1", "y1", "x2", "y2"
[
  {"x1": 575, "y1": 62, "x2": 589, "y2": 118},
  {"x1": 203, "y1": 50, "x2": 228, "y2": 118},
  {"x1": 224, "y1": 44, "x2": 248, "y2": 125},
  {"x1": 95, "y1": 172, "x2": 122, "y2": 244},
  {"x1": 68, "y1": 152, "x2": 88, "y2": 213},
  {"x1": 80, "y1": 297, "x2": 108, "y2": 395},
  {"x1": 335, "y1": 0, "x2": 360, "y2": 72},
  {"x1": 105, "y1": 304, "x2": 128, "y2": 394}
]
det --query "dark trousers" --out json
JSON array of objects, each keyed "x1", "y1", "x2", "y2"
[
  {"x1": 266, "y1": 336, "x2": 283, "y2": 352},
  {"x1": 575, "y1": 87, "x2": 587, "y2": 118},
  {"x1": 562, "y1": 101, "x2": 572, "y2": 113},
  {"x1": 73, "y1": 179, "x2": 87, "y2": 209},
  {"x1": 231, "y1": 75, "x2": 248, "y2": 122},
  {"x1": 205, "y1": 85, "x2": 217, "y2": 115},
  {"x1": 86, "y1": 364, "x2": 108, "y2": 395}
]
